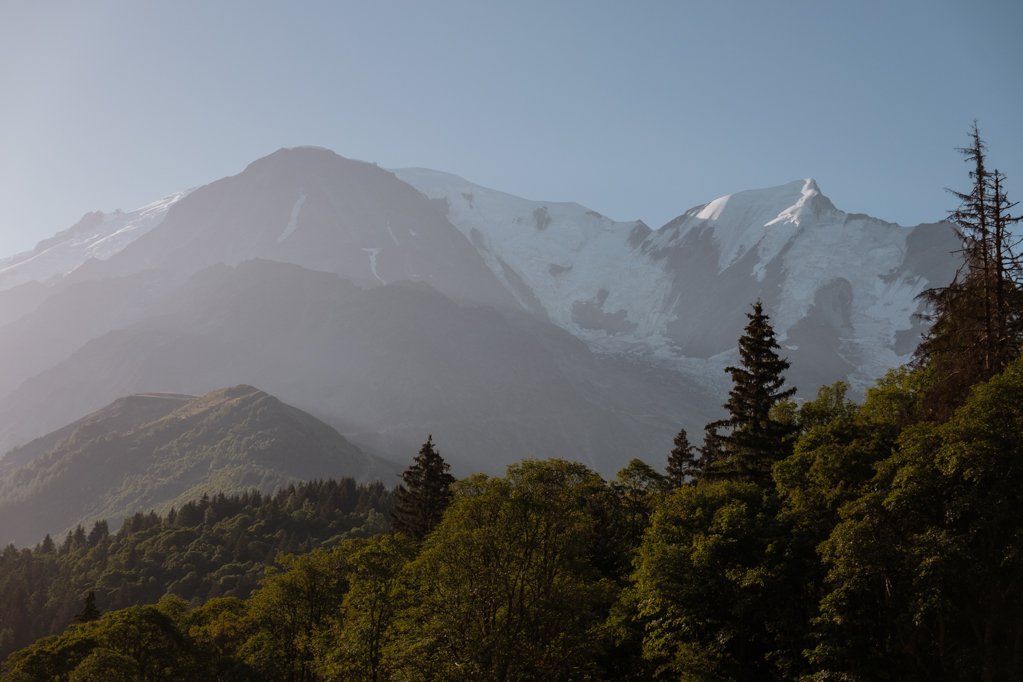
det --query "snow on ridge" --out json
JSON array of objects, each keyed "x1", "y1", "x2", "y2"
[
  {"x1": 396, "y1": 167, "x2": 941, "y2": 395},
  {"x1": 393, "y1": 167, "x2": 676, "y2": 345},
  {"x1": 0, "y1": 190, "x2": 189, "y2": 291},
  {"x1": 660, "y1": 178, "x2": 833, "y2": 274}
]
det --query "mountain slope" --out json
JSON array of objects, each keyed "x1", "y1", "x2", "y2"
[
  {"x1": 0, "y1": 384, "x2": 392, "y2": 545},
  {"x1": 0, "y1": 269, "x2": 181, "y2": 399},
  {"x1": 0, "y1": 260, "x2": 716, "y2": 477}
]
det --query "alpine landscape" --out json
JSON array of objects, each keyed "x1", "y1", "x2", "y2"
[{"x1": 0, "y1": 3, "x2": 1020, "y2": 680}]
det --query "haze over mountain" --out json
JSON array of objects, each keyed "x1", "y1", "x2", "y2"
[
  {"x1": 0, "y1": 259, "x2": 713, "y2": 476},
  {"x1": 0, "y1": 385, "x2": 391, "y2": 546},
  {"x1": 0, "y1": 146, "x2": 960, "y2": 477}
]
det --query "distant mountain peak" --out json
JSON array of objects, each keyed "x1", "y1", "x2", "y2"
[{"x1": 0, "y1": 190, "x2": 188, "y2": 292}]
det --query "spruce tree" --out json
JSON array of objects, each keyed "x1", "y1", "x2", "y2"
[
  {"x1": 698, "y1": 423, "x2": 724, "y2": 482},
  {"x1": 38, "y1": 534, "x2": 55, "y2": 554},
  {"x1": 392, "y1": 435, "x2": 455, "y2": 540},
  {"x1": 665, "y1": 428, "x2": 697, "y2": 489},
  {"x1": 715, "y1": 300, "x2": 796, "y2": 482}
]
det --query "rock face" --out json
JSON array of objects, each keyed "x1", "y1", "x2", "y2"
[
  {"x1": 0, "y1": 385, "x2": 393, "y2": 545},
  {"x1": 0, "y1": 147, "x2": 960, "y2": 486}
]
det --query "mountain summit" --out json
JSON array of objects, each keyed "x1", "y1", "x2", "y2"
[{"x1": 87, "y1": 147, "x2": 518, "y2": 309}]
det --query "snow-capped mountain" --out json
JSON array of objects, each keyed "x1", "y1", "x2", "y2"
[
  {"x1": 394, "y1": 169, "x2": 959, "y2": 394},
  {"x1": 0, "y1": 191, "x2": 187, "y2": 292},
  {"x1": 0, "y1": 147, "x2": 961, "y2": 474}
]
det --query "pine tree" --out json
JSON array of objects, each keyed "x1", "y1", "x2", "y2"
[
  {"x1": 74, "y1": 590, "x2": 100, "y2": 623},
  {"x1": 715, "y1": 300, "x2": 796, "y2": 482},
  {"x1": 916, "y1": 123, "x2": 1023, "y2": 418},
  {"x1": 392, "y1": 435, "x2": 455, "y2": 540},
  {"x1": 87, "y1": 520, "x2": 109, "y2": 547},
  {"x1": 38, "y1": 534, "x2": 55, "y2": 554},
  {"x1": 665, "y1": 428, "x2": 697, "y2": 489}
]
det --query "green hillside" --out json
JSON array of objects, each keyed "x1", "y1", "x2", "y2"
[{"x1": 0, "y1": 385, "x2": 394, "y2": 545}]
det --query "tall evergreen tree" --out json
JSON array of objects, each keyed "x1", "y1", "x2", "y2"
[
  {"x1": 916, "y1": 123, "x2": 1023, "y2": 418},
  {"x1": 665, "y1": 428, "x2": 697, "y2": 489},
  {"x1": 74, "y1": 591, "x2": 100, "y2": 623},
  {"x1": 392, "y1": 435, "x2": 455, "y2": 540},
  {"x1": 714, "y1": 300, "x2": 796, "y2": 482}
]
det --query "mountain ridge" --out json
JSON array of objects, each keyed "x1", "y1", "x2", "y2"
[
  {"x1": 393, "y1": 166, "x2": 959, "y2": 393},
  {"x1": 0, "y1": 147, "x2": 960, "y2": 479},
  {"x1": 0, "y1": 384, "x2": 394, "y2": 545}
]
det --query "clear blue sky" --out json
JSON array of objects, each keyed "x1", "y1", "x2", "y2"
[{"x1": 1, "y1": 0, "x2": 1020, "y2": 256}]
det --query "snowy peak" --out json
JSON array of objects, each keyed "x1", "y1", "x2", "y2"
[
  {"x1": 655, "y1": 178, "x2": 839, "y2": 273},
  {"x1": 397, "y1": 167, "x2": 958, "y2": 395},
  {"x1": 0, "y1": 191, "x2": 187, "y2": 292}
]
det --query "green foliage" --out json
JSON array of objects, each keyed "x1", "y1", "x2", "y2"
[
  {"x1": 239, "y1": 548, "x2": 350, "y2": 680},
  {"x1": 814, "y1": 355, "x2": 1023, "y2": 681},
  {"x1": 3, "y1": 600, "x2": 202, "y2": 681},
  {"x1": 387, "y1": 459, "x2": 617, "y2": 680},
  {"x1": 0, "y1": 477, "x2": 392, "y2": 660},
  {"x1": 666, "y1": 429, "x2": 698, "y2": 489},
  {"x1": 312, "y1": 534, "x2": 416, "y2": 681},
  {"x1": 74, "y1": 591, "x2": 100, "y2": 624},
  {"x1": 631, "y1": 480, "x2": 800, "y2": 681}
]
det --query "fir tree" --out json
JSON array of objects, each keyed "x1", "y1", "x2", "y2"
[
  {"x1": 86, "y1": 520, "x2": 108, "y2": 547},
  {"x1": 697, "y1": 423, "x2": 725, "y2": 482},
  {"x1": 665, "y1": 428, "x2": 697, "y2": 489},
  {"x1": 392, "y1": 435, "x2": 455, "y2": 540},
  {"x1": 38, "y1": 534, "x2": 55, "y2": 554},
  {"x1": 715, "y1": 300, "x2": 796, "y2": 482},
  {"x1": 74, "y1": 591, "x2": 100, "y2": 623}
]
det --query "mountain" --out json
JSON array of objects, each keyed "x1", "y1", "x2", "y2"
[
  {"x1": 0, "y1": 259, "x2": 715, "y2": 477},
  {"x1": 394, "y1": 170, "x2": 960, "y2": 394},
  {"x1": 0, "y1": 147, "x2": 960, "y2": 486},
  {"x1": 83, "y1": 147, "x2": 518, "y2": 310},
  {"x1": 0, "y1": 269, "x2": 181, "y2": 400},
  {"x1": 0, "y1": 191, "x2": 187, "y2": 293},
  {"x1": 0, "y1": 384, "x2": 393, "y2": 545}
]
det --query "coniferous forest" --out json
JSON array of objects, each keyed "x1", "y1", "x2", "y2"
[{"x1": 1, "y1": 130, "x2": 1021, "y2": 681}]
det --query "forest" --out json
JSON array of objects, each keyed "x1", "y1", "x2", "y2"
[{"x1": 0, "y1": 128, "x2": 1020, "y2": 681}]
